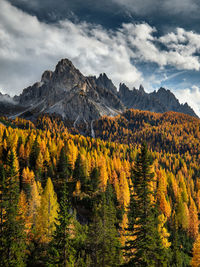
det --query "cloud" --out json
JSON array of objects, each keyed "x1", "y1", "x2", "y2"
[
  {"x1": 122, "y1": 24, "x2": 200, "y2": 71},
  {"x1": 163, "y1": 0, "x2": 198, "y2": 15},
  {"x1": 112, "y1": 0, "x2": 199, "y2": 16},
  {"x1": 174, "y1": 85, "x2": 200, "y2": 117},
  {"x1": 1, "y1": 0, "x2": 200, "y2": 111},
  {"x1": 0, "y1": 0, "x2": 143, "y2": 95},
  {"x1": 112, "y1": 0, "x2": 160, "y2": 16}
]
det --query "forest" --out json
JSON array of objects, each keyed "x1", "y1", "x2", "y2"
[{"x1": 0, "y1": 112, "x2": 200, "y2": 266}]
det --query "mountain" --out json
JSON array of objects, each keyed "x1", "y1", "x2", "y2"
[
  {"x1": 0, "y1": 58, "x2": 198, "y2": 132},
  {"x1": 12, "y1": 59, "x2": 124, "y2": 132},
  {"x1": 0, "y1": 92, "x2": 25, "y2": 116},
  {"x1": 118, "y1": 83, "x2": 197, "y2": 118}
]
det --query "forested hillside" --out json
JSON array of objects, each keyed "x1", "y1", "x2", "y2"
[
  {"x1": 0, "y1": 114, "x2": 200, "y2": 266},
  {"x1": 94, "y1": 109, "x2": 200, "y2": 155}
]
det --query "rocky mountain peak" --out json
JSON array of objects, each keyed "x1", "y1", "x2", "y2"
[
  {"x1": 41, "y1": 70, "x2": 53, "y2": 83},
  {"x1": 118, "y1": 84, "x2": 198, "y2": 117},
  {"x1": 55, "y1": 58, "x2": 75, "y2": 73},
  {"x1": 1, "y1": 58, "x2": 198, "y2": 130},
  {"x1": 152, "y1": 87, "x2": 180, "y2": 108},
  {"x1": 96, "y1": 73, "x2": 117, "y2": 94},
  {"x1": 157, "y1": 87, "x2": 173, "y2": 97},
  {"x1": 118, "y1": 83, "x2": 130, "y2": 98},
  {"x1": 51, "y1": 58, "x2": 85, "y2": 92},
  {"x1": 139, "y1": 84, "x2": 145, "y2": 94}
]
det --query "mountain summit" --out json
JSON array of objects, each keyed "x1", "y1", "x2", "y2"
[
  {"x1": 0, "y1": 58, "x2": 198, "y2": 131},
  {"x1": 118, "y1": 84, "x2": 197, "y2": 118}
]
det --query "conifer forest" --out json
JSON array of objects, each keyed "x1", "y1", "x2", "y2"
[{"x1": 1, "y1": 111, "x2": 200, "y2": 266}]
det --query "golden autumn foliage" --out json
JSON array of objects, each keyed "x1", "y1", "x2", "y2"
[
  {"x1": 18, "y1": 190, "x2": 29, "y2": 231},
  {"x1": 0, "y1": 113, "x2": 200, "y2": 263},
  {"x1": 35, "y1": 178, "x2": 59, "y2": 243},
  {"x1": 22, "y1": 167, "x2": 35, "y2": 185},
  {"x1": 188, "y1": 198, "x2": 199, "y2": 239},
  {"x1": 191, "y1": 234, "x2": 200, "y2": 267},
  {"x1": 158, "y1": 214, "x2": 171, "y2": 249},
  {"x1": 29, "y1": 181, "x2": 41, "y2": 227}
]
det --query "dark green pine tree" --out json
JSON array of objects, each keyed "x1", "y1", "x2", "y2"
[
  {"x1": 57, "y1": 147, "x2": 70, "y2": 180},
  {"x1": 73, "y1": 153, "x2": 88, "y2": 193},
  {"x1": 124, "y1": 143, "x2": 168, "y2": 267},
  {"x1": 89, "y1": 167, "x2": 100, "y2": 193},
  {"x1": 56, "y1": 146, "x2": 71, "y2": 198},
  {"x1": 29, "y1": 137, "x2": 40, "y2": 169},
  {"x1": 123, "y1": 179, "x2": 137, "y2": 262},
  {"x1": 169, "y1": 213, "x2": 192, "y2": 267},
  {"x1": 87, "y1": 182, "x2": 122, "y2": 267},
  {"x1": 0, "y1": 149, "x2": 27, "y2": 267},
  {"x1": 48, "y1": 181, "x2": 75, "y2": 267},
  {"x1": 170, "y1": 215, "x2": 183, "y2": 267}
]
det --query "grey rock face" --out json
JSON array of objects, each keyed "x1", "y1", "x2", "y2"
[
  {"x1": 0, "y1": 58, "x2": 198, "y2": 128},
  {"x1": 95, "y1": 73, "x2": 117, "y2": 94},
  {"x1": 0, "y1": 93, "x2": 25, "y2": 116},
  {"x1": 12, "y1": 59, "x2": 124, "y2": 127},
  {"x1": 118, "y1": 84, "x2": 198, "y2": 118}
]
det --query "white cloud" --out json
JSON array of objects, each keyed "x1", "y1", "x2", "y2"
[
  {"x1": 121, "y1": 24, "x2": 200, "y2": 71},
  {"x1": 0, "y1": 0, "x2": 142, "y2": 95},
  {"x1": 174, "y1": 85, "x2": 200, "y2": 117}
]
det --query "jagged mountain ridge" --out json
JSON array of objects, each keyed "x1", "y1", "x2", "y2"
[
  {"x1": 0, "y1": 58, "x2": 198, "y2": 130},
  {"x1": 14, "y1": 59, "x2": 123, "y2": 120},
  {"x1": 118, "y1": 83, "x2": 197, "y2": 117}
]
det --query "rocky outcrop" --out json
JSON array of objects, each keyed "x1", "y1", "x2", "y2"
[
  {"x1": 11, "y1": 59, "x2": 125, "y2": 130},
  {"x1": 95, "y1": 73, "x2": 117, "y2": 94},
  {"x1": 118, "y1": 84, "x2": 198, "y2": 118},
  {"x1": 1, "y1": 58, "x2": 198, "y2": 130},
  {"x1": 0, "y1": 92, "x2": 25, "y2": 116}
]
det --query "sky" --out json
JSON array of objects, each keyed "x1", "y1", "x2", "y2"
[{"x1": 1, "y1": 0, "x2": 200, "y2": 115}]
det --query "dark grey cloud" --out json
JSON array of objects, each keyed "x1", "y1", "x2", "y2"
[
  {"x1": 7, "y1": 0, "x2": 200, "y2": 34},
  {"x1": 7, "y1": 0, "x2": 128, "y2": 28}
]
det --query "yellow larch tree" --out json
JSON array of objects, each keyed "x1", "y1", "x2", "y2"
[
  {"x1": 98, "y1": 156, "x2": 108, "y2": 191},
  {"x1": 29, "y1": 180, "x2": 41, "y2": 227},
  {"x1": 188, "y1": 198, "x2": 199, "y2": 239},
  {"x1": 36, "y1": 177, "x2": 59, "y2": 243},
  {"x1": 158, "y1": 214, "x2": 171, "y2": 249},
  {"x1": 18, "y1": 190, "x2": 30, "y2": 236},
  {"x1": 35, "y1": 151, "x2": 44, "y2": 172},
  {"x1": 119, "y1": 170, "x2": 130, "y2": 208},
  {"x1": 191, "y1": 234, "x2": 200, "y2": 267},
  {"x1": 22, "y1": 167, "x2": 35, "y2": 185}
]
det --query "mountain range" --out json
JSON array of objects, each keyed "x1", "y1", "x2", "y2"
[{"x1": 0, "y1": 58, "x2": 198, "y2": 133}]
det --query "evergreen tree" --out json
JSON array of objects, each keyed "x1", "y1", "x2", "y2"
[
  {"x1": 124, "y1": 143, "x2": 168, "y2": 266},
  {"x1": 169, "y1": 214, "x2": 184, "y2": 267},
  {"x1": 89, "y1": 167, "x2": 100, "y2": 192},
  {"x1": 29, "y1": 138, "x2": 40, "y2": 169},
  {"x1": 57, "y1": 147, "x2": 70, "y2": 179},
  {"x1": 73, "y1": 153, "x2": 88, "y2": 193},
  {"x1": 48, "y1": 181, "x2": 75, "y2": 266},
  {"x1": 87, "y1": 182, "x2": 122, "y2": 267},
  {"x1": 0, "y1": 149, "x2": 27, "y2": 267},
  {"x1": 56, "y1": 147, "x2": 71, "y2": 198}
]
